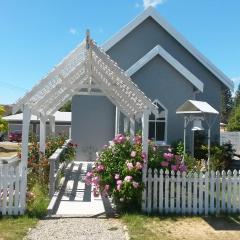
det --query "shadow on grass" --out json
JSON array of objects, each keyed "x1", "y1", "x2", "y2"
[{"x1": 203, "y1": 215, "x2": 240, "y2": 231}]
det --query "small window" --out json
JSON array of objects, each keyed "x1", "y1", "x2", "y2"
[{"x1": 148, "y1": 100, "x2": 167, "y2": 144}]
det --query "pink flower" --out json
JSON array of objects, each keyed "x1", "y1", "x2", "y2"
[
  {"x1": 115, "y1": 174, "x2": 120, "y2": 180},
  {"x1": 117, "y1": 180, "x2": 123, "y2": 185},
  {"x1": 86, "y1": 172, "x2": 93, "y2": 178},
  {"x1": 152, "y1": 146, "x2": 157, "y2": 152},
  {"x1": 124, "y1": 176, "x2": 133, "y2": 182},
  {"x1": 160, "y1": 161, "x2": 169, "y2": 167},
  {"x1": 163, "y1": 152, "x2": 174, "y2": 161},
  {"x1": 134, "y1": 136, "x2": 142, "y2": 145},
  {"x1": 113, "y1": 134, "x2": 126, "y2": 144},
  {"x1": 171, "y1": 165, "x2": 178, "y2": 171},
  {"x1": 135, "y1": 162, "x2": 143, "y2": 170},
  {"x1": 84, "y1": 177, "x2": 92, "y2": 185},
  {"x1": 179, "y1": 164, "x2": 187, "y2": 172},
  {"x1": 92, "y1": 176, "x2": 100, "y2": 185},
  {"x1": 117, "y1": 184, "x2": 121, "y2": 191},
  {"x1": 142, "y1": 152, "x2": 147, "y2": 162},
  {"x1": 96, "y1": 164, "x2": 105, "y2": 172},
  {"x1": 130, "y1": 151, "x2": 136, "y2": 158},
  {"x1": 126, "y1": 161, "x2": 134, "y2": 170},
  {"x1": 132, "y1": 181, "x2": 139, "y2": 188},
  {"x1": 175, "y1": 155, "x2": 182, "y2": 163}
]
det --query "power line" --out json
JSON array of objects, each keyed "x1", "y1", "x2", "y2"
[{"x1": 0, "y1": 81, "x2": 28, "y2": 92}]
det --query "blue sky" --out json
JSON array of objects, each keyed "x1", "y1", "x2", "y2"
[{"x1": 0, "y1": 0, "x2": 240, "y2": 104}]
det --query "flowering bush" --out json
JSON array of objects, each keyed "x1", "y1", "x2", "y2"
[
  {"x1": 18, "y1": 134, "x2": 77, "y2": 190},
  {"x1": 85, "y1": 134, "x2": 187, "y2": 210}
]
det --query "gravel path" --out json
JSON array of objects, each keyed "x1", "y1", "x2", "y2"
[{"x1": 26, "y1": 218, "x2": 126, "y2": 240}]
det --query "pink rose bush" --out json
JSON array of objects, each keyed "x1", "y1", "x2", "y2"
[{"x1": 85, "y1": 134, "x2": 187, "y2": 210}]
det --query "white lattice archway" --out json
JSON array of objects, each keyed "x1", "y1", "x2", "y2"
[{"x1": 13, "y1": 33, "x2": 158, "y2": 212}]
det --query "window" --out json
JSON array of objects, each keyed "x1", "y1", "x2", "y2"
[{"x1": 148, "y1": 100, "x2": 167, "y2": 144}]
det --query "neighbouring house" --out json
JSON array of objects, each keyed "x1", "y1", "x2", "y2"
[
  {"x1": 3, "y1": 111, "x2": 71, "y2": 139},
  {"x1": 12, "y1": 7, "x2": 234, "y2": 161}
]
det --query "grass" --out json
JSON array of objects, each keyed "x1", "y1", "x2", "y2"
[
  {"x1": 121, "y1": 213, "x2": 240, "y2": 240},
  {"x1": 0, "y1": 216, "x2": 38, "y2": 240}
]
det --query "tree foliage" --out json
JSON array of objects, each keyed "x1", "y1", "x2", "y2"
[
  {"x1": 226, "y1": 106, "x2": 240, "y2": 131},
  {"x1": 59, "y1": 100, "x2": 71, "y2": 112},
  {"x1": 0, "y1": 105, "x2": 8, "y2": 132},
  {"x1": 234, "y1": 83, "x2": 240, "y2": 107},
  {"x1": 221, "y1": 87, "x2": 233, "y2": 123}
]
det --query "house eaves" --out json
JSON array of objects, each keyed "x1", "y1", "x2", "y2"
[
  {"x1": 126, "y1": 45, "x2": 204, "y2": 92},
  {"x1": 102, "y1": 6, "x2": 234, "y2": 91}
]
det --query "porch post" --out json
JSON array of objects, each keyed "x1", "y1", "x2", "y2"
[
  {"x1": 124, "y1": 117, "x2": 129, "y2": 134},
  {"x1": 141, "y1": 110, "x2": 149, "y2": 212},
  {"x1": 49, "y1": 116, "x2": 55, "y2": 137},
  {"x1": 130, "y1": 117, "x2": 135, "y2": 141},
  {"x1": 20, "y1": 105, "x2": 31, "y2": 213},
  {"x1": 115, "y1": 106, "x2": 120, "y2": 136},
  {"x1": 40, "y1": 116, "x2": 47, "y2": 154}
]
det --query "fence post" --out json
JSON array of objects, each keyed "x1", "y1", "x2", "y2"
[
  {"x1": 153, "y1": 169, "x2": 158, "y2": 212},
  {"x1": 215, "y1": 171, "x2": 220, "y2": 214},
  {"x1": 176, "y1": 171, "x2": 181, "y2": 214},
  {"x1": 165, "y1": 169, "x2": 169, "y2": 214},
  {"x1": 204, "y1": 171, "x2": 209, "y2": 216},
  {"x1": 227, "y1": 170, "x2": 232, "y2": 213},
  {"x1": 159, "y1": 169, "x2": 164, "y2": 213},
  {"x1": 170, "y1": 170, "x2": 175, "y2": 213},
  {"x1": 182, "y1": 171, "x2": 186, "y2": 215},
  {"x1": 147, "y1": 168, "x2": 152, "y2": 213},
  {"x1": 232, "y1": 170, "x2": 238, "y2": 213},
  {"x1": 193, "y1": 172, "x2": 198, "y2": 215},
  {"x1": 221, "y1": 170, "x2": 226, "y2": 213},
  {"x1": 198, "y1": 172, "x2": 203, "y2": 215},
  {"x1": 187, "y1": 172, "x2": 192, "y2": 214}
]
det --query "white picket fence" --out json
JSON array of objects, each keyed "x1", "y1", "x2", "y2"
[
  {"x1": 142, "y1": 168, "x2": 240, "y2": 215},
  {"x1": 0, "y1": 163, "x2": 23, "y2": 215}
]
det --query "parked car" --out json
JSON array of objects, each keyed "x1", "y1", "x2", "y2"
[{"x1": 9, "y1": 130, "x2": 22, "y2": 142}]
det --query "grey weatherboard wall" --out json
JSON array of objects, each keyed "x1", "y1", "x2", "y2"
[{"x1": 72, "y1": 16, "x2": 224, "y2": 157}]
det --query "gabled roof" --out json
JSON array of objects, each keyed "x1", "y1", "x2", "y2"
[
  {"x1": 126, "y1": 45, "x2": 204, "y2": 92},
  {"x1": 176, "y1": 100, "x2": 219, "y2": 115},
  {"x1": 13, "y1": 38, "x2": 158, "y2": 119},
  {"x1": 102, "y1": 7, "x2": 234, "y2": 91},
  {"x1": 3, "y1": 111, "x2": 71, "y2": 123}
]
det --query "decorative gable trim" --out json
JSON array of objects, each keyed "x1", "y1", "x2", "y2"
[
  {"x1": 126, "y1": 45, "x2": 204, "y2": 92},
  {"x1": 102, "y1": 7, "x2": 233, "y2": 90}
]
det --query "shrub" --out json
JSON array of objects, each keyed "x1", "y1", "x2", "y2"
[
  {"x1": 85, "y1": 134, "x2": 187, "y2": 210},
  {"x1": 26, "y1": 183, "x2": 49, "y2": 218}
]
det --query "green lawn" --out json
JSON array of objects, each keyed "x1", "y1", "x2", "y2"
[
  {"x1": 0, "y1": 216, "x2": 38, "y2": 240},
  {"x1": 121, "y1": 214, "x2": 240, "y2": 240}
]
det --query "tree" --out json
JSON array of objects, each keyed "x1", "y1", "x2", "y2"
[
  {"x1": 0, "y1": 105, "x2": 8, "y2": 132},
  {"x1": 59, "y1": 100, "x2": 71, "y2": 112},
  {"x1": 234, "y1": 83, "x2": 240, "y2": 107},
  {"x1": 226, "y1": 106, "x2": 240, "y2": 131},
  {"x1": 221, "y1": 87, "x2": 233, "y2": 123}
]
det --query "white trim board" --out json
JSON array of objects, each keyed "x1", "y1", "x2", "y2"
[
  {"x1": 102, "y1": 6, "x2": 233, "y2": 91},
  {"x1": 126, "y1": 45, "x2": 204, "y2": 92}
]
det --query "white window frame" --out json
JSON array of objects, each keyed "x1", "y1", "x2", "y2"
[{"x1": 149, "y1": 99, "x2": 168, "y2": 145}]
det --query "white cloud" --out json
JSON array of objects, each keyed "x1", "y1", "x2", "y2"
[
  {"x1": 69, "y1": 28, "x2": 77, "y2": 35},
  {"x1": 143, "y1": 0, "x2": 166, "y2": 9}
]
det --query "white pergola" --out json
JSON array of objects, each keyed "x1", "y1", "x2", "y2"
[{"x1": 13, "y1": 33, "x2": 158, "y2": 211}]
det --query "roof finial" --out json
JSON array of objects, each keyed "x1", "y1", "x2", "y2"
[{"x1": 86, "y1": 29, "x2": 90, "y2": 49}]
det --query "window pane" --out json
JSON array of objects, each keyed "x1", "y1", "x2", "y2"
[
  {"x1": 156, "y1": 122, "x2": 165, "y2": 141},
  {"x1": 149, "y1": 113, "x2": 155, "y2": 121},
  {"x1": 149, "y1": 122, "x2": 155, "y2": 140}
]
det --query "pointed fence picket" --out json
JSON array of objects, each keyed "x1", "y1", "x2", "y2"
[
  {"x1": 0, "y1": 163, "x2": 22, "y2": 215},
  {"x1": 142, "y1": 169, "x2": 240, "y2": 215}
]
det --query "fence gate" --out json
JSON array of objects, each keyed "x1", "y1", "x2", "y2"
[
  {"x1": 142, "y1": 168, "x2": 240, "y2": 215},
  {"x1": 0, "y1": 162, "x2": 24, "y2": 215}
]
